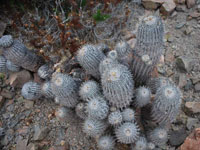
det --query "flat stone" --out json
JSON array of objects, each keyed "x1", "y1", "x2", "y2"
[
  {"x1": 174, "y1": 0, "x2": 185, "y2": 4},
  {"x1": 194, "y1": 83, "x2": 200, "y2": 92},
  {"x1": 6, "y1": 70, "x2": 32, "y2": 88},
  {"x1": 142, "y1": 0, "x2": 164, "y2": 10},
  {"x1": 16, "y1": 139, "x2": 28, "y2": 150},
  {"x1": 185, "y1": 102, "x2": 200, "y2": 113},
  {"x1": 27, "y1": 143, "x2": 38, "y2": 150},
  {"x1": 176, "y1": 5, "x2": 187, "y2": 12},
  {"x1": 160, "y1": 0, "x2": 176, "y2": 16},
  {"x1": 178, "y1": 73, "x2": 187, "y2": 88},
  {"x1": 176, "y1": 56, "x2": 191, "y2": 73},
  {"x1": 189, "y1": 12, "x2": 200, "y2": 18},
  {"x1": 186, "y1": 0, "x2": 195, "y2": 8},
  {"x1": 1, "y1": 89, "x2": 15, "y2": 99},
  {"x1": 33, "y1": 125, "x2": 49, "y2": 141},
  {"x1": 24, "y1": 100, "x2": 34, "y2": 109},
  {"x1": 169, "y1": 128, "x2": 187, "y2": 146},
  {"x1": 186, "y1": 117, "x2": 199, "y2": 130},
  {"x1": 179, "y1": 128, "x2": 200, "y2": 150}
]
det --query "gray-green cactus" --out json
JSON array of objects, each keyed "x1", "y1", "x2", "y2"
[
  {"x1": 6, "y1": 60, "x2": 21, "y2": 72},
  {"x1": 0, "y1": 35, "x2": 13, "y2": 48},
  {"x1": 135, "y1": 86, "x2": 151, "y2": 107},
  {"x1": 97, "y1": 135, "x2": 115, "y2": 150},
  {"x1": 0, "y1": 55, "x2": 7, "y2": 73}
]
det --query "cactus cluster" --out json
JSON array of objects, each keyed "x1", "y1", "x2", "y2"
[{"x1": 0, "y1": 14, "x2": 183, "y2": 150}]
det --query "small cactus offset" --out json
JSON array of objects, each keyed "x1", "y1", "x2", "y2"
[
  {"x1": 0, "y1": 55, "x2": 7, "y2": 73},
  {"x1": 107, "y1": 50, "x2": 118, "y2": 60},
  {"x1": 55, "y1": 106, "x2": 73, "y2": 120},
  {"x1": 115, "y1": 41, "x2": 131, "y2": 58},
  {"x1": 147, "y1": 127, "x2": 168, "y2": 146},
  {"x1": 0, "y1": 35, "x2": 13, "y2": 48},
  {"x1": 6, "y1": 60, "x2": 21, "y2": 72},
  {"x1": 122, "y1": 108, "x2": 135, "y2": 122},
  {"x1": 131, "y1": 136, "x2": 148, "y2": 150},
  {"x1": 135, "y1": 86, "x2": 151, "y2": 107},
  {"x1": 101, "y1": 64, "x2": 134, "y2": 109},
  {"x1": 75, "y1": 102, "x2": 88, "y2": 119},
  {"x1": 86, "y1": 97, "x2": 109, "y2": 120},
  {"x1": 108, "y1": 110, "x2": 123, "y2": 126},
  {"x1": 97, "y1": 135, "x2": 115, "y2": 150},
  {"x1": 147, "y1": 77, "x2": 172, "y2": 94},
  {"x1": 83, "y1": 118, "x2": 107, "y2": 138},
  {"x1": 79, "y1": 80, "x2": 101, "y2": 101},
  {"x1": 151, "y1": 84, "x2": 182, "y2": 124},
  {"x1": 51, "y1": 73, "x2": 79, "y2": 108},
  {"x1": 21, "y1": 81, "x2": 41, "y2": 100},
  {"x1": 77, "y1": 44, "x2": 105, "y2": 78},
  {"x1": 41, "y1": 81, "x2": 55, "y2": 99},
  {"x1": 37, "y1": 64, "x2": 53, "y2": 79},
  {"x1": 115, "y1": 122, "x2": 139, "y2": 144}
]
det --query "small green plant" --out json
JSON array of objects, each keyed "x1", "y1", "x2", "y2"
[{"x1": 93, "y1": 9, "x2": 110, "y2": 22}]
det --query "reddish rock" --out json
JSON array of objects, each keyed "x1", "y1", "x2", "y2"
[
  {"x1": 6, "y1": 70, "x2": 32, "y2": 88},
  {"x1": 186, "y1": 0, "x2": 195, "y2": 8},
  {"x1": 185, "y1": 102, "x2": 200, "y2": 113},
  {"x1": 160, "y1": 0, "x2": 176, "y2": 16},
  {"x1": 142, "y1": 0, "x2": 164, "y2": 10},
  {"x1": 0, "y1": 96, "x2": 5, "y2": 108},
  {"x1": 179, "y1": 128, "x2": 200, "y2": 150}
]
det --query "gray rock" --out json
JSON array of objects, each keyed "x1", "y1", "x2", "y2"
[
  {"x1": 184, "y1": 80, "x2": 193, "y2": 91},
  {"x1": 27, "y1": 143, "x2": 38, "y2": 150},
  {"x1": 175, "y1": 22, "x2": 186, "y2": 29},
  {"x1": 169, "y1": 128, "x2": 187, "y2": 146},
  {"x1": 24, "y1": 100, "x2": 34, "y2": 109},
  {"x1": 197, "y1": 5, "x2": 200, "y2": 12},
  {"x1": 176, "y1": 5, "x2": 187, "y2": 12},
  {"x1": 178, "y1": 73, "x2": 187, "y2": 88},
  {"x1": 176, "y1": 56, "x2": 191, "y2": 73},
  {"x1": 16, "y1": 139, "x2": 28, "y2": 150},
  {"x1": 0, "y1": 127, "x2": 5, "y2": 137},
  {"x1": 186, "y1": 117, "x2": 199, "y2": 130},
  {"x1": 33, "y1": 125, "x2": 49, "y2": 141},
  {"x1": 194, "y1": 83, "x2": 200, "y2": 92},
  {"x1": 1, "y1": 89, "x2": 15, "y2": 99}
]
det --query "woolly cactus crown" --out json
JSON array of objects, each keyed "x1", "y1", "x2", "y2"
[
  {"x1": 107, "y1": 50, "x2": 118, "y2": 60},
  {"x1": 99, "y1": 57, "x2": 119, "y2": 75},
  {"x1": 108, "y1": 110, "x2": 123, "y2": 126},
  {"x1": 131, "y1": 137, "x2": 148, "y2": 150},
  {"x1": 115, "y1": 41, "x2": 131, "y2": 58},
  {"x1": 97, "y1": 135, "x2": 115, "y2": 150},
  {"x1": 41, "y1": 81, "x2": 55, "y2": 99},
  {"x1": 135, "y1": 86, "x2": 151, "y2": 107},
  {"x1": 0, "y1": 35, "x2": 13, "y2": 48},
  {"x1": 122, "y1": 108, "x2": 135, "y2": 122}
]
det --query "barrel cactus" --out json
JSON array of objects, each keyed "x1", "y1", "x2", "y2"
[
  {"x1": 97, "y1": 135, "x2": 115, "y2": 150},
  {"x1": 122, "y1": 108, "x2": 135, "y2": 122},
  {"x1": 38, "y1": 63, "x2": 53, "y2": 79},
  {"x1": 135, "y1": 86, "x2": 151, "y2": 107},
  {"x1": 131, "y1": 136, "x2": 148, "y2": 150},
  {"x1": 0, "y1": 35, "x2": 13, "y2": 48},
  {"x1": 41, "y1": 81, "x2": 55, "y2": 99},
  {"x1": 108, "y1": 110, "x2": 123, "y2": 126},
  {"x1": 0, "y1": 55, "x2": 7, "y2": 73},
  {"x1": 6, "y1": 60, "x2": 20, "y2": 72}
]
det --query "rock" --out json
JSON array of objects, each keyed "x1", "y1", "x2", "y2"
[
  {"x1": 197, "y1": 5, "x2": 200, "y2": 12},
  {"x1": 179, "y1": 128, "x2": 200, "y2": 150},
  {"x1": 171, "y1": 11, "x2": 178, "y2": 18},
  {"x1": 176, "y1": 56, "x2": 191, "y2": 73},
  {"x1": 194, "y1": 83, "x2": 200, "y2": 92},
  {"x1": 0, "y1": 96, "x2": 5, "y2": 108},
  {"x1": 34, "y1": 73, "x2": 43, "y2": 84},
  {"x1": 160, "y1": 0, "x2": 176, "y2": 16},
  {"x1": 186, "y1": 118, "x2": 199, "y2": 130},
  {"x1": 184, "y1": 26, "x2": 193, "y2": 35},
  {"x1": 176, "y1": 22, "x2": 186, "y2": 29},
  {"x1": 185, "y1": 102, "x2": 200, "y2": 114},
  {"x1": 191, "y1": 77, "x2": 200, "y2": 84},
  {"x1": 27, "y1": 143, "x2": 38, "y2": 150},
  {"x1": 176, "y1": 5, "x2": 187, "y2": 12},
  {"x1": 142, "y1": 0, "x2": 164, "y2": 10},
  {"x1": 16, "y1": 139, "x2": 28, "y2": 150},
  {"x1": 0, "y1": 21, "x2": 6, "y2": 37},
  {"x1": 6, "y1": 70, "x2": 32, "y2": 88},
  {"x1": 0, "y1": 127, "x2": 5, "y2": 137},
  {"x1": 165, "y1": 50, "x2": 175, "y2": 62},
  {"x1": 48, "y1": 146, "x2": 68, "y2": 150},
  {"x1": 169, "y1": 128, "x2": 187, "y2": 146},
  {"x1": 33, "y1": 125, "x2": 49, "y2": 141},
  {"x1": 1, "y1": 89, "x2": 14, "y2": 99},
  {"x1": 184, "y1": 79, "x2": 193, "y2": 91},
  {"x1": 24, "y1": 100, "x2": 34, "y2": 109},
  {"x1": 186, "y1": 0, "x2": 195, "y2": 8},
  {"x1": 189, "y1": 12, "x2": 200, "y2": 18},
  {"x1": 178, "y1": 73, "x2": 187, "y2": 88},
  {"x1": 174, "y1": 0, "x2": 185, "y2": 4}
]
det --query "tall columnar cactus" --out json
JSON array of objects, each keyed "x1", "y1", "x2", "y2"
[
  {"x1": 0, "y1": 55, "x2": 7, "y2": 73},
  {"x1": 115, "y1": 122, "x2": 139, "y2": 144},
  {"x1": 101, "y1": 64, "x2": 134, "y2": 109},
  {"x1": 51, "y1": 73, "x2": 79, "y2": 108},
  {"x1": 86, "y1": 97, "x2": 109, "y2": 120},
  {"x1": 38, "y1": 64, "x2": 53, "y2": 79},
  {"x1": 122, "y1": 108, "x2": 135, "y2": 122},
  {"x1": 147, "y1": 77, "x2": 172, "y2": 94},
  {"x1": 108, "y1": 110, "x2": 123, "y2": 126},
  {"x1": 77, "y1": 44, "x2": 105, "y2": 78},
  {"x1": 131, "y1": 136, "x2": 148, "y2": 150},
  {"x1": 1, "y1": 35, "x2": 44, "y2": 72},
  {"x1": 151, "y1": 85, "x2": 182, "y2": 124},
  {"x1": 83, "y1": 118, "x2": 107, "y2": 138},
  {"x1": 75, "y1": 102, "x2": 88, "y2": 119},
  {"x1": 21, "y1": 81, "x2": 41, "y2": 100},
  {"x1": 147, "y1": 127, "x2": 168, "y2": 146},
  {"x1": 131, "y1": 16, "x2": 165, "y2": 83},
  {"x1": 41, "y1": 81, "x2": 55, "y2": 99},
  {"x1": 79, "y1": 80, "x2": 101, "y2": 101},
  {"x1": 99, "y1": 57, "x2": 119, "y2": 75},
  {"x1": 6, "y1": 60, "x2": 21, "y2": 72},
  {"x1": 135, "y1": 86, "x2": 151, "y2": 107},
  {"x1": 97, "y1": 135, "x2": 115, "y2": 150}
]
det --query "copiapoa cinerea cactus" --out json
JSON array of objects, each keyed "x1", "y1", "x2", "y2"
[
  {"x1": 79, "y1": 80, "x2": 101, "y2": 101},
  {"x1": 99, "y1": 57, "x2": 119, "y2": 75},
  {"x1": 0, "y1": 35, "x2": 13, "y2": 48},
  {"x1": 1, "y1": 35, "x2": 44, "y2": 72},
  {"x1": 131, "y1": 136, "x2": 148, "y2": 150},
  {"x1": 83, "y1": 118, "x2": 107, "y2": 138},
  {"x1": 101, "y1": 64, "x2": 134, "y2": 109},
  {"x1": 135, "y1": 86, "x2": 151, "y2": 107},
  {"x1": 107, "y1": 50, "x2": 118, "y2": 60},
  {"x1": 41, "y1": 81, "x2": 55, "y2": 99},
  {"x1": 0, "y1": 55, "x2": 7, "y2": 73},
  {"x1": 37, "y1": 64, "x2": 53, "y2": 79},
  {"x1": 6, "y1": 60, "x2": 20, "y2": 72},
  {"x1": 75, "y1": 102, "x2": 88, "y2": 119},
  {"x1": 151, "y1": 84, "x2": 182, "y2": 124},
  {"x1": 77, "y1": 44, "x2": 105, "y2": 78},
  {"x1": 21, "y1": 81, "x2": 41, "y2": 100},
  {"x1": 51, "y1": 73, "x2": 79, "y2": 108},
  {"x1": 131, "y1": 16, "x2": 165, "y2": 83},
  {"x1": 55, "y1": 106, "x2": 73, "y2": 119},
  {"x1": 86, "y1": 97, "x2": 109, "y2": 120},
  {"x1": 122, "y1": 108, "x2": 135, "y2": 122},
  {"x1": 97, "y1": 135, "x2": 115, "y2": 150},
  {"x1": 147, "y1": 127, "x2": 168, "y2": 146},
  {"x1": 108, "y1": 110, "x2": 123, "y2": 126},
  {"x1": 147, "y1": 77, "x2": 172, "y2": 94},
  {"x1": 115, "y1": 122, "x2": 139, "y2": 144}
]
